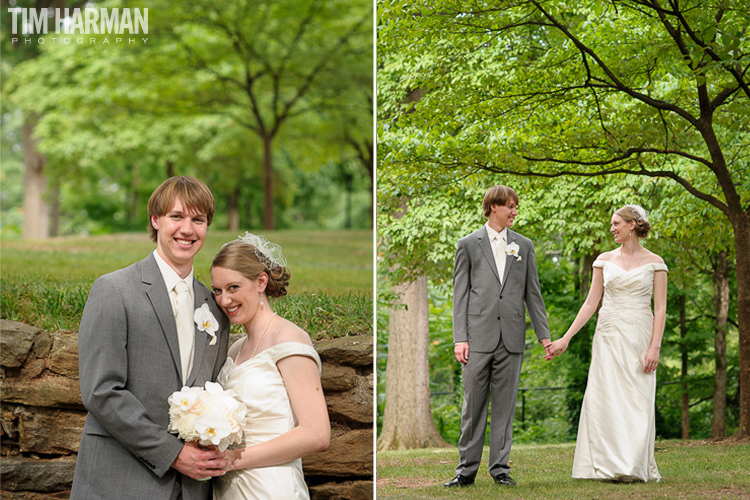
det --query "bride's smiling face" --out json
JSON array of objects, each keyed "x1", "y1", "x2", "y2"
[
  {"x1": 610, "y1": 215, "x2": 635, "y2": 243},
  {"x1": 211, "y1": 266, "x2": 268, "y2": 326}
]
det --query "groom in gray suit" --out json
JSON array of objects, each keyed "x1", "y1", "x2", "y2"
[
  {"x1": 445, "y1": 185, "x2": 551, "y2": 487},
  {"x1": 71, "y1": 176, "x2": 231, "y2": 500}
]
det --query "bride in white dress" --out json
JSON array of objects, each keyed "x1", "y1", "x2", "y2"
[
  {"x1": 546, "y1": 205, "x2": 667, "y2": 482},
  {"x1": 209, "y1": 235, "x2": 331, "y2": 499}
]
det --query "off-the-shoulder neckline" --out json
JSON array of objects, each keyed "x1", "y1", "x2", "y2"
[
  {"x1": 230, "y1": 341, "x2": 316, "y2": 369},
  {"x1": 594, "y1": 259, "x2": 667, "y2": 274}
]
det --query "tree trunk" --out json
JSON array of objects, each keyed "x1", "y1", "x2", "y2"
[
  {"x1": 262, "y1": 135, "x2": 275, "y2": 230},
  {"x1": 712, "y1": 250, "x2": 730, "y2": 439},
  {"x1": 228, "y1": 187, "x2": 240, "y2": 231},
  {"x1": 22, "y1": 113, "x2": 49, "y2": 240},
  {"x1": 377, "y1": 276, "x2": 449, "y2": 450},
  {"x1": 680, "y1": 293, "x2": 690, "y2": 440},
  {"x1": 732, "y1": 213, "x2": 750, "y2": 440},
  {"x1": 581, "y1": 253, "x2": 596, "y2": 298},
  {"x1": 49, "y1": 181, "x2": 60, "y2": 237}
]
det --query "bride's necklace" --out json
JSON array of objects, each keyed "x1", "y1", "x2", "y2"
[
  {"x1": 237, "y1": 311, "x2": 277, "y2": 361},
  {"x1": 620, "y1": 246, "x2": 644, "y2": 271}
]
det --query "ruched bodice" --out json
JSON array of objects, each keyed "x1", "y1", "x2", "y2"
[
  {"x1": 597, "y1": 261, "x2": 667, "y2": 310},
  {"x1": 572, "y1": 259, "x2": 667, "y2": 482},
  {"x1": 214, "y1": 342, "x2": 321, "y2": 500}
]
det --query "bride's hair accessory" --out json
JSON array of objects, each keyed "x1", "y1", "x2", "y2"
[
  {"x1": 628, "y1": 205, "x2": 648, "y2": 223},
  {"x1": 230, "y1": 232, "x2": 288, "y2": 270}
]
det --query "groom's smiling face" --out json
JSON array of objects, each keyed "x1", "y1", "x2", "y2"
[
  {"x1": 152, "y1": 196, "x2": 208, "y2": 275},
  {"x1": 489, "y1": 201, "x2": 518, "y2": 230}
]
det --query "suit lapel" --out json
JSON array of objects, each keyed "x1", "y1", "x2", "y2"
[
  {"x1": 142, "y1": 255, "x2": 184, "y2": 382},
  {"x1": 477, "y1": 227, "x2": 501, "y2": 283},
  {"x1": 499, "y1": 230, "x2": 518, "y2": 292},
  {"x1": 186, "y1": 281, "x2": 213, "y2": 386}
]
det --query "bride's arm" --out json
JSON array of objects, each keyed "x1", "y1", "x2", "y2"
[
  {"x1": 545, "y1": 266, "x2": 604, "y2": 360},
  {"x1": 644, "y1": 270, "x2": 667, "y2": 372},
  {"x1": 226, "y1": 355, "x2": 331, "y2": 470}
]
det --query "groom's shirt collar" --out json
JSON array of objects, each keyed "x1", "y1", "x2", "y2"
[
  {"x1": 485, "y1": 223, "x2": 507, "y2": 243},
  {"x1": 152, "y1": 250, "x2": 195, "y2": 297}
]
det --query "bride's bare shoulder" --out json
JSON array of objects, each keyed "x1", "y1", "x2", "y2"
[
  {"x1": 273, "y1": 317, "x2": 314, "y2": 347},
  {"x1": 596, "y1": 250, "x2": 618, "y2": 262},
  {"x1": 643, "y1": 249, "x2": 665, "y2": 265}
]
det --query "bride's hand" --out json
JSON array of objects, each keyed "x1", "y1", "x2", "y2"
[
  {"x1": 224, "y1": 449, "x2": 241, "y2": 471},
  {"x1": 643, "y1": 347, "x2": 660, "y2": 373},
  {"x1": 544, "y1": 337, "x2": 569, "y2": 361}
]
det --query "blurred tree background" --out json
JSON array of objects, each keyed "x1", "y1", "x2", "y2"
[
  {"x1": 377, "y1": 0, "x2": 748, "y2": 449},
  {"x1": 1, "y1": 0, "x2": 373, "y2": 238}
]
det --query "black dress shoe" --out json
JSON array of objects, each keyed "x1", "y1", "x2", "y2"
[
  {"x1": 444, "y1": 474, "x2": 475, "y2": 487},
  {"x1": 493, "y1": 473, "x2": 517, "y2": 486}
]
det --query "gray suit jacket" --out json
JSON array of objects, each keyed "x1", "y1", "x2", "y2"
[
  {"x1": 453, "y1": 226, "x2": 550, "y2": 353},
  {"x1": 71, "y1": 253, "x2": 230, "y2": 500}
]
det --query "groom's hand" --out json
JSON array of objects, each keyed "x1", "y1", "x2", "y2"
[
  {"x1": 454, "y1": 342, "x2": 469, "y2": 364},
  {"x1": 172, "y1": 441, "x2": 230, "y2": 479}
]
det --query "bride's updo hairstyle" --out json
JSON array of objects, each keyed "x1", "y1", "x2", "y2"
[
  {"x1": 212, "y1": 239, "x2": 291, "y2": 299},
  {"x1": 614, "y1": 205, "x2": 651, "y2": 239}
]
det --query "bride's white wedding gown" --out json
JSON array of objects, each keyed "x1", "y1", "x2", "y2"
[
  {"x1": 214, "y1": 342, "x2": 321, "y2": 500},
  {"x1": 572, "y1": 260, "x2": 667, "y2": 482}
]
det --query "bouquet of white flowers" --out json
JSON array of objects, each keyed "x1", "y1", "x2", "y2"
[{"x1": 167, "y1": 381, "x2": 247, "y2": 452}]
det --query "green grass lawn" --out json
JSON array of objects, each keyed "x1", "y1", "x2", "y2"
[
  {"x1": 377, "y1": 441, "x2": 750, "y2": 499},
  {"x1": 0, "y1": 229, "x2": 372, "y2": 294},
  {"x1": 0, "y1": 229, "x2": 373, "y2": 336}
]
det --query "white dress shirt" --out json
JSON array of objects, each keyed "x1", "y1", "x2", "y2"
[
  {"x1": 486, "y1": 224, "x2": 507, "y2": 282},
  {"x1": 153, "y1": 250, "x2": 195, "y2": 382}
]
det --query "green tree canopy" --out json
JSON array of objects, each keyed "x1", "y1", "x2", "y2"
[{"x1": 378, "y1": 0, "x2": 750, "y2": 439}]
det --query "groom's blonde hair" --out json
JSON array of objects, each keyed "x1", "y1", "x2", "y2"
[{"x1": 482, "y1": 185, "x2": 519, "y2": 218}]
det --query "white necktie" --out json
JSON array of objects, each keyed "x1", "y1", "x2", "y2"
[
  {"x1": 494, "y1": 235, "x2": 506, "y2": 284},
  {"x1": 173, "y1": 280, "x2": 194, "y2": 383}
]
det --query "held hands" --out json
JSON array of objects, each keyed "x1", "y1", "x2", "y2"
[
  {"x1": 172, "y1": 441, "x2": 230, "y2": 479},
  {"x1": 544, "y1": 337, "x2": 569, "y2": 361}
]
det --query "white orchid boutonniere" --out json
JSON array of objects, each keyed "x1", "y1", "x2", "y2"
[
  {"x1": 194, "y1": 303, "x2": 219, "y2": 345},
  {"x1": 506, "y1": 242, "x2": 522, "y2": 261}
]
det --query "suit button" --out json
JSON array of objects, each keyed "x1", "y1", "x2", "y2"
[
  {"x1": 499, "y1": 295, "x2": 503, "y2": 299},
  {"x1": 497, "y1": 317, "x2": 501, "y2": 320}
]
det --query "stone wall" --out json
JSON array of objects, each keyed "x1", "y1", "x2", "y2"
[{"x1": 0, "y1": 320, "x2": 373, "y2": 499}]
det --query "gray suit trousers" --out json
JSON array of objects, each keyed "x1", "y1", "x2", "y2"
[{"x1": 456, "y1": 337, "x2": 523, "y2": 479}]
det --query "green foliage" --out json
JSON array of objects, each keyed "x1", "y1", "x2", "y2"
[
  {"x1": 378, "y1": 0, "x2": 749, "y2": 220},
  {"x1": 280, "y1": 158, "x2": 373, "y2": 230},
  {"x1": 2, "y1": 0, "x2": 373, "y2": 235},
  {"x1": 0, "y1": 108, "x2": 24, "y2": 238},
  {"x1": 377, "y1": 176, "x2": 486, "y2": 286},
  {"x1": 377, "y1": 0, "x2": 744, "y2": 446}
]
